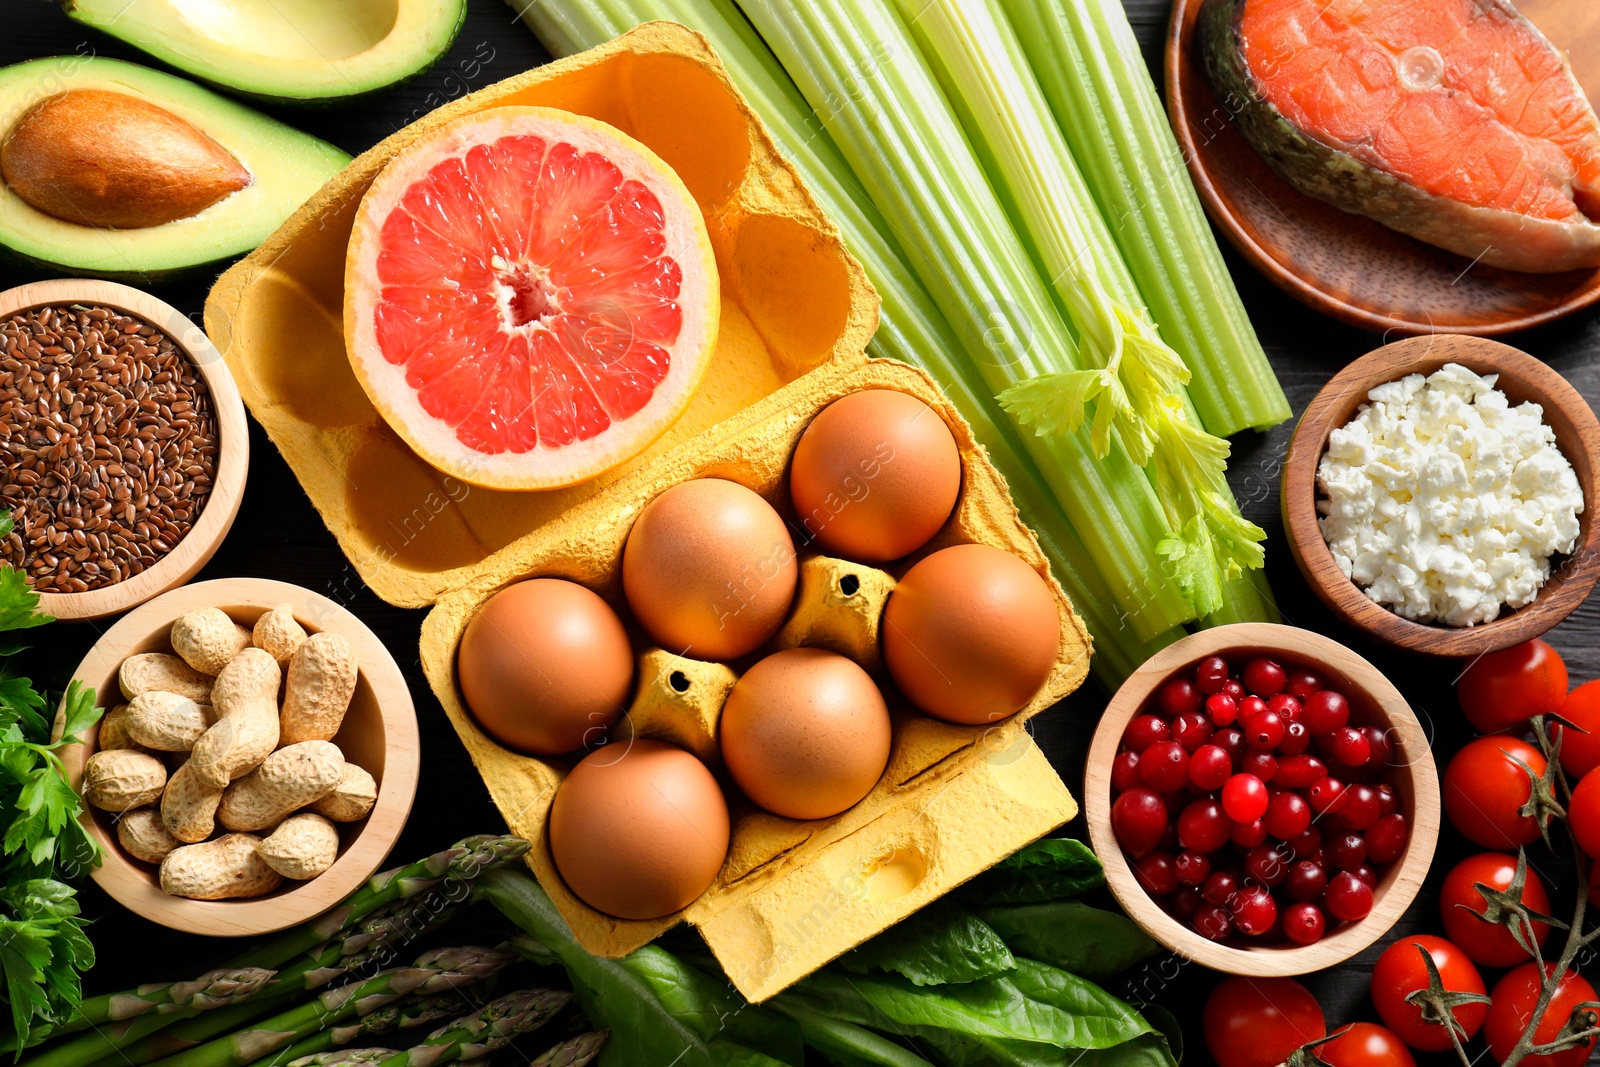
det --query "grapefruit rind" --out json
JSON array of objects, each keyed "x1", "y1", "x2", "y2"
[{"x1": 344, "y1": 106, "x2": 719, "y2": 490}]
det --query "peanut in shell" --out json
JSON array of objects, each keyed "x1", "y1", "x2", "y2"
[
  {"x1": 162, "y1": 760, "x2": 225, "y2": 843},
  {"x1": 256, "y1": 813, "x2": 339, "y2": 880},
  {"x1": 117, "y1": 807, "x2": 181, "y2": 864},
  {"x1": 170, "y1": 608, "x2": 251, "y2": 675},
  {"x1": 253, "y1": 604, "x2": 308, "y2": 667},
  {"x1": 125, "y1": 691, "x2": 214, "y2": 752},
  {"x1": 83, "y1": 749, "x2": 167, "y2": 811},
  {"x1": 280, "y1": 632, "x2": 357, "y2": 745},
  {"x1": 218, "y1": 741, "x2": 344, "y2": 832},
  {"x1": 190, "y1": 647, "x2": 281, "y2": 787},
  {"x1": 160, "y1": 833, "x2": 283, "y2": 900},
  {"x1": 119, "y1": 653, "x2": 212, "y2": 704},
  {"x1": 309, "y1": 763, "x2": 377, "y2": 822}
]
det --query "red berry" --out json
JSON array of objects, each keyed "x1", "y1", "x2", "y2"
[
  {"x1": 1303, "y1": 690, "x2": 1350, "y2": 735},
  {"x1": 1158, "y1": 678, "x2": 1202, "y2": 718},
  {"x1": 1239, "y1": 695, "x2": 1270, "y2": 721},
  {"x1": 1326, "y1": 727, "x2": 1372, "y2": 768},
  {"x1": 1178, "y1": 798, "x2": 1233, "y2": 854},
  {"x1": 1286, "y1": 670, "x2": 1324, "y2": 700},
  {"x1": 1176, "y1": 850, "x2": 1212, "y2": 885},
  {"x1": 1205, "y1": 692, "x2": 1239, "y2": 727},
  {"x1": 1188, "y1": 744, "x2": 1233, "y2": 792},
  {"x1": 1112, "y1": 789, "x2": 1167, "y2": 857},
  {"x1": 1325, "y1": 871, "x2": 1373, "y2": 922},
  {"x1": 1194, "y1": 903, "x2": 1233, "y2": 941},
  {"x1": 1269, "y1": 693, "x2": 1303, "y2": 721},
  {"x1": 1376, "y1": 783, "x2": 1401, "y2": 817},
  {"x1": 1222, "y1": 774, "x2": 1269, "y2": 823},
  {"x1": 1123, "y1": 714, "x2": 1169, "y2": 752},
  {"x1": 1133, "y1": 851, "x2": 1179, "y2": 896},
  {"x1": 1138, "y1": 740, "x2": 1191, "y2": 793},
  {"x1": 1195, "y1": 656, "x2": 1231, "y2": 695},
  {"x1": 1264, "y1": 791, "x2": 1312, "y2": 840},
  {"x1": 1362, "y1": 725, "x2": 1394, "y2": 768},
  {"x1": 1274, "y1": 754, "x2": 1328, "y2": 789},
  {"x1": 1284, "y1": 827, "x2": 1322, "y2": 861},
  {"x1": 1328, "y1": 832, "x2": 1367, "y2": 871},
  {"x1": 1307, "y1": 777, "x2": 1347, "y2": 814},
  {"x1": 1243, "y1": 657, "x2": 1287, "y2": 697},
  {"x1": 1283, "y1": 902, "x2": 1327, "y2": 945},
  {"x1": 1213, "y1": 727, "x2": 1247, "y2": 763},
  {"x1": 1232, "y1": 818, "x2": 1268, "y2": 848},
  {"x1": 1200, "y1": 868, "x2": 1239, "y2": 905},
  {"x1": 1285, "y1": 859, "x2": 1328, "y2": 902},
  {"x1": 1230, "y1": 885, "x2": 1278, "y2": 935},
  {"x1": 1221, "y1": 679, "x2": 1246, "y2": 701},
  {"x1": 1245, "y1": 710, "x2": 1286, "y2": 750},
  {"x1": 1172, "y1": 712, "x2": 1214, "y2": 752},
  {"x1": 1350, "y1": 864, "x2": 1378, "y2": 887},
  {"x1": 1168, "y1": 884, "x2": 1201, "y2": 920},
  {"x1": 1340, "y1": 783, "x2": 1382, "y2": 831},
  {"x1": 1111, "y1": 750, "x2": 1141, "y2": 792},
  {"x1": 1366, "y1": 814, "x2": 1409, "y2": 864},
  {"x1": 1242, "y1": 750, "x2": 1279, "y2": 781},
  {"x1": 1244, "y1": 844, "x2": 1291, "y2": 887}
]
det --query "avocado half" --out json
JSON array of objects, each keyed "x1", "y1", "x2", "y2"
[
  {"x1": 62, "y1": 0, "x2": 467, "y2": 106},
  {"x1": 0, "y1": 57, "x2": 350, "y2": 281}
]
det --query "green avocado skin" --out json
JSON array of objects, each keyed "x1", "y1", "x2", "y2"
[{"x1": 60, "y1": 0, "x2": 467, "y2": 107}]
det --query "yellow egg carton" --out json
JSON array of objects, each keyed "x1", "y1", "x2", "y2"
[{"x1": 205, "y1": 21, "x2": 1089, "y2": 1001}]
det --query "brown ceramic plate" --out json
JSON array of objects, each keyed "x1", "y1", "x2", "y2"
[{"x1": 1166, "y1": 0, "x2": 1600, "y2": 335}]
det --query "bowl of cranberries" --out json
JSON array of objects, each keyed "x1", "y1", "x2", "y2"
[{"x1": 1086, "y1": 623, "x2": 1441, "y2": 975}]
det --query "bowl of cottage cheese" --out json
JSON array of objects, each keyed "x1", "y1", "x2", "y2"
[{"x1": 1283, "y1": 336, "x2": 1600, "y2": 657}]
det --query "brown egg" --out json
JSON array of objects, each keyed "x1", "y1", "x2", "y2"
[
  {"x1": 547, "y1": 739, "x2": 729, "y2": 920},
  {"x1": 457, "y1": 578, "x2": 633, "y2": 755},
  {"x1": 622, "y1": 478, "x2": 797, "y2": 661},
  {"x1": 720, "y1": 647, "x2": 891, "y2": 820},
  {"x1": 883, "y1": 544, "x2": 1059, "y2": 725},
  {"x1": 789, "y1": 389, "x2": 961, "y2": 562}
]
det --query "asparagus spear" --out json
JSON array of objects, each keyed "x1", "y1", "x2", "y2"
[
  {"x1": 287, "y1": 1031, "x2": 605, "y2": 1067},
  {"x1": 145, "y1": 946, "x2": 518, "y2": 1067},
  {"x1": 528, "y1": 1033, "x2": 607, "y2": 1067},
  {"x1": 287, "y1": 991, "x2": 579, "y2": 1067},
  {"x1": 248, "y1": 990, "x2": 474, "y2": 1067},
  {"x1": 19, "y1": 969, "x2": 278, "y2": 1046}
]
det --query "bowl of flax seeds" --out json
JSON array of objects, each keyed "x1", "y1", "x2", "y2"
[{"x1": 0, "y1": 280, "x2": 248, "y2": 621}]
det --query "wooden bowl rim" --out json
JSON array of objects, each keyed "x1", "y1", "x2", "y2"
[
  {"x1": 1163, "y1": 0, "x2": 1600, "y2": 336},
  {"x1": 1084, "y1": 623, "x2": 1441, "y2": 976},
  {"x1": 1281, "y1": 335, "x2": 1600, "y2": 657},
  {"x1": 0, "y1": 279, "x2": 249, "y2": 621},
  {"x1": 58, "y1": 578, "x2": 420, "y2": 936}
]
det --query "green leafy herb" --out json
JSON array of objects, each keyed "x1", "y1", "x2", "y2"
[
  {"x1": 841, "y1": 901, "x2": 1015, "y2": 987},
  {"x1": 958, "y1": 839, "x2": 1104, "y2": 906},
  {"x1": 976, "y1": 903, "x2": 1159, "y2": 980}
]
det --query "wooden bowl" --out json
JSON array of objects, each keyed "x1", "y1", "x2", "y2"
[
  {"x1": 56, "y1": 578, "x2": 419, "y2": 936},
  {"x1": 1165, "y1": 0, "x2": 1600, "y2": 335},
  {"x1": 1283, "y1": 335, "x2": 1600, "y2": 657},
  {"x1": 1086, "y1": 624, "x2": 1440, "y2": 976},
  {"x1": 0, "y1": 280, "x2": 248, "y2": 621}
]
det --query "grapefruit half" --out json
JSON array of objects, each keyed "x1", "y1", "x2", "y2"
[{"x1": 345, "y1": 106, "x2": 719, "y2": 490}]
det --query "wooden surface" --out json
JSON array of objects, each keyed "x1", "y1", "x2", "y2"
[
  {"x1": 1, "y1": 279, "x2": 249, "y2": 620},
  {"x1": 1085, "y1": 625, "x2": 1440, "y2": 977},
  {"x1": 60, "y1": 578, "x2": 419, "y2": 936},
  {"x1": 1283, "y1": 335, "x2": 1600, "y2": 656},
  {"x1": 1, "y1": 3, "x2": 1598, "y2": 1065},
  {"x1": 1167, "y1": 0, "x2": 1600, "y2": 335}
]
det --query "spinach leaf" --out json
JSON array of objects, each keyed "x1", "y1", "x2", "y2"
[
  {"x1": 769, "y1": 998, "x2": 934, "y2": 1067},
  {"x1": 976, "y1": 902, "x2": 1159, "y2": 978},
  {"x1": 958, "y1": 839, "x2": 1103, "y2": 905},
  {"x1": 619, "y1": 947, "x2": 803, "y2": 1064},
  {"x1": 841, "y1": 900, "x2": 1015, "y2": 986},
  {"x1": 1136, "y1": 1004, "x2": 1183, "y2": 1064}
]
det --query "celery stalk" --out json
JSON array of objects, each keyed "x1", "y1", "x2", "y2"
[{"x1": 1001, "y1": 0, "x2": 1290, "y2": 438}]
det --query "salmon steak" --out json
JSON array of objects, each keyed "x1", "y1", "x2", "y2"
[{"x1": 1200, "y1": 0, "x2": 1600, "y2": 272}]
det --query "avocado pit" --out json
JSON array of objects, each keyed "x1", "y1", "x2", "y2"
[{"x1": 0, "y1": 88, "x2": 252, "y2": 229}]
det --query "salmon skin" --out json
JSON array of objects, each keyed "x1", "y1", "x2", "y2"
[{"x1": 1200, "y1": 0, "x2": 1600, "y2": 273}]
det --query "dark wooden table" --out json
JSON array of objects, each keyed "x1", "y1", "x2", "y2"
[{"x1": 7, "y1": 2, "x2": 1600, "y2": 1064}]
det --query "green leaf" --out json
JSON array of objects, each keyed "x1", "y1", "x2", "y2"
[
  {"x1": 1136, "y1": 1004, "x2": 1183, "y2": 1065},
  {"x1": 841, "y1": 901, "x2": 1015, "y2": 986},
  {"x1": 0, "y1": 673, "x2": 47, "y2": 742},
  {"x1": 53, "y1": 684, "x2": 102, "y2": 746},
  {"x1": 977, "y1": 903, "x2": 1160, "y2": 979},
  {"x1": 959, "y1": 839, "x2": 1104, "y2": 905},
  {"x1": 0, "y1": 568, "x2": 49, "y2": 636},
  {"x1": 618, "y1": 948, "x2": 803, "y2": 1064}
]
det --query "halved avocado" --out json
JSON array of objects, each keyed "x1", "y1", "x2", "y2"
[
  {"x1": 62, "y1": 0, "x2": 467, "y2": 106},
  {"x1": 0, "y1": 57, "x2": 349, "y2": 281}
]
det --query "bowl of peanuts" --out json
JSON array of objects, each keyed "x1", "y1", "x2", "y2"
[{"x1": 56, "y1": 577, "x2": 419, "y2": 935}]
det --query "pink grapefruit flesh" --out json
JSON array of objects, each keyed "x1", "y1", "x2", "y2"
[{"x1": 345, "y1": 106, "x2": 718, "y2": 490}]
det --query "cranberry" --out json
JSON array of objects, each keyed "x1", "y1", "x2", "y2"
[
  {"x1": 1200, "y1": 868, "x2": 1239, "y2": 906},
  {"x1": 1111, "y1": 789, "x2": 1167, "y2": 857},
  {"x1": 1283, "y1": 901, "x2": 1327, "y2": 945},
  {"x1": 1157, "y1": 821, "x2": 1181, "y2": 853},
  {"x1": 1362, "y1": 725, "x2": 1394, "y2": 768},
  {"x1": 1376, "y1": 783, "x2": 1401, "y2": 817},
  {"x1": 1194, "y1": 903, "x2": 1233, "y2": 941},
  {"x1": 1157, "y1": 678, "x2": 1202, "y2": 718},
  {"x1": 1244, "y1": 844, "x2": 1291, "y2": 887},
  {"x1": 1286, "y1": 669, "x2": 1324, "y2": 700},
  {"x1": 1177, "y1": 798, "x2": 1232, "y2": 854},
  {"x1": 1188, "y1": 744, "x2": 1232, "y2": 792},
  {"x1": 1350, "y1": 864, "x2": 1379, "y2": 887},
  {"x1": 1241, "y1": 750, "x2": 1278, "y2": 781},
  {"x1": 1326, "y1": 727, "x2": 1372, "y2": 768},
  {"x1": 1123, "y1": 714, "x2": 1170, "y2": 752},
  {"x1": 1274, "y1": 753, "x2": 1327, "y2": 789},
  {"x1": 1276, "y1": 720, "x2": 1312, "y2": 757},
  {"x1": 1221, "y1": 679, "x2": 1246, "y2": 701},
  {"x1": 1340, "y1": 783, "x2": 1383, "y2": 831},
  {"x1": 1205, "y1": 692, "x2": 1239, "y2": 727},
  {"x1": 1169, "y1": 884, "x2": 1201, "y2": 920},
  {"x1": 1230, "y1": 885, "x2": 1278, "y2": 935},
  {"x1": 1195, "y1": 656, "x2": 1231, "y2": 695},
  {"x1": 1111, "y1": 750, "x2": 1141, "y2": 792},
  {"x1": 1133, "y1": 851, "x2": 1179, "y2": 896},
  {"x1": 1307, "y1": 776, "x2": 1347, "y2": 815},
  {"x1": 1175, "y1": 850, "x2": 1212, "y2": 886},
  {"x1": 1138, "y1": 741, "x2": 1191, "y2": 793},
  {"x1": 1264, "y1": 791, "x2": 1312, "y2": 840},
  {"x1": 1238, "y1": 695, "x2": 1270, "y2": 721},
  {"x1": 1243, "y1": 657, "x2": 1287, "y2": 697},
  {"x1": 1268, "y1": 693, "x2": 1302, "y2": 722},
  {"x1": 1303, "y1": 690, "x2": 1350, "y2": 735},
  {"x1": 1213, "y1": 727, "x2": 1247, "y2": 763},
  {"x1": 1172, "y1": 712, "x2": 1214, "y2": 752},
  {"x1": 1284, "y1": 827, "x2": 1322, "y2": 861},
  {"x1": 1366, "y1": 814, "x2": 1409, "y2": 863},
  {"x1": 1244, "y1": 709, "x2": 1286, "y2": 750},
  {"x1": 1327, "y1": 832, "x2": 1367, "y2": 871},
  {"x1": 1221, "y1": 773, "x2": 1269, "y2": 823},
  {"x1": 1284, "y1": 860, "x2": 1328, "y2": 902},
  {"x1": 1325, "y1": 871, "x2": 1373, "y2": 922},
  {"x1": 1232, "y1": 818, "x2": 1268, "y2": 848}
]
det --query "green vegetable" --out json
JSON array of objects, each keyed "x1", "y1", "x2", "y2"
[
  {"x1": 1001, "y1": 0, "x2": 1289, "y2": 438},
  {"x1": 245, "y1": 990, "x2": 473, "y2": 1067},
  {"x1": 841, "y1": 901, "x2": 1014, "y2": 987},
  {"x1": 958, "y1": 839, "x2": 1104, "y2": 906},
  {"x1": 35, "y1": 968, "x2": 277, "y2": 1045},
  {"x1": 286, "y1": 990, "x2": 587, "y2": 1067},
  {"x1": 975, "y1": 904, "x2": 1159, "y2": 980}
]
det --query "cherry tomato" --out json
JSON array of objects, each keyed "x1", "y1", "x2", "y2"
[
  {"x1": 1305, "y1": 690, "x2": 1350, "y2": 735},
  {"x1": 1111, "y1": 788, "x2": 1166, "y2": 857},
  {"x1": 1202, "y1": 976, "x2": 1324, "y2": 1067},
  {"x1": 1317, "y1": 1023, "x2": 1416, "y2": 1067},
  {"x1": 1458, "y1": 639, "x2": 1568, "y2": 735},
  {"x1": 1371, "y1": 936, "x2": 1487, "y2": 1052},
  {"x1": 1553, "y1": 680, "x2": 1600, "y2": 779},
  {"x1": 1222, "y1": 773, "x2": 1269, "y2": 823},
  {"x1": 1196, "y1": 656, "x2": 1231, "y2": 695},
  {"x1": 1570, "y1": 769, "x2": 1600, "y2": 860},
  {"x1": 1243, "y1": 657, "x2": 1287, "y2": 698},
  {"x1": 1439, "y1": 852, "x2": 1553, "y2": 968},
  {"x1": 1484, "y1": 964, "x2": 1597, "y2": 1067},
  {"x1": 1443, "y1": 737, "x2": 1547, "y2": 848},
  {"x1": 1158, "y1": 678, "x2": 1202, "y2": 718},
  {"x1": 1282, "y1": 901, "x2": 1326, "y2": 945}
]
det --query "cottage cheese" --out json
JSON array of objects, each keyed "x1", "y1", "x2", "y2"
[{"x1": 1316, "y1": 363, "x2": 1583, "y2": 627}]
